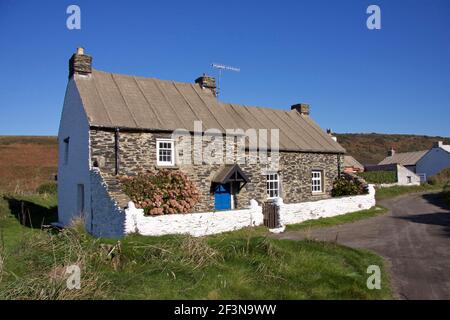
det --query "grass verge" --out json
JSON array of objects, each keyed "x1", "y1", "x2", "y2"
[
  {"x1": 0, "y1": 194, "x2": 393, "y2": 300},
  {"x1": 375, "y1": 183, "x2": 446, "y2": 201},
  {"x1": 285, "y1": 206, "x2": 388, "y2": 232}
]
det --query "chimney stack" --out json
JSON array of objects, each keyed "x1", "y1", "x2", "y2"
[
  {"x1": 433, "y1": 141, "x2": 443, "y2": 148},
  {"x1": 69, "y1": 47, "x2": 92, "y2": 78},
  {"x1": 291, "y1": 103, "x2": 310, "y2": 116},
  {"x1": 326, "y1": 129, "x2": 337, "y2": 142},
  {"x1": 388, "y1": 148, "x2": 395, "y2": 157},
  {"x1": 195, "y1": 74, "x2": 216, "y2": 96}
]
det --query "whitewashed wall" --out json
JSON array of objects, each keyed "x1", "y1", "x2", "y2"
[
  {"x1": 124, "y1": 199, "x2": 263, "y2": 237},
  {"x1": 57, "y1": 76, "x2": 92, "y2": 228},
  {"x1": 278, "y1": 185, "x2": 376, "y2": 226},
  {"x1": 396, "y1": 165, "x2": 421, "y2": 186},
  {"x1": 90, "y1": 169, "x2": 126, "y2": 238},
  {"x1": 121, "y1": 185, "x2": 376, "y2": 237}
]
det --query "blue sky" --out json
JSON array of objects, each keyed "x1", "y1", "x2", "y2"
[{"x1": 0, "y1": 0, "x2": 449, "y2": 136}]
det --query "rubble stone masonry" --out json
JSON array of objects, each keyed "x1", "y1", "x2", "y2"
[{"x1": 90, "y1": 129, "x2": 343, "y2": 212}]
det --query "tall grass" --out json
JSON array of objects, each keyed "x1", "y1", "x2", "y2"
[
  {"x1": 0, "y1": 218, "x2": 109, "y2": 300},
  {"x1": 0, "y1": 193, "x2": 393, "y2": 300}
]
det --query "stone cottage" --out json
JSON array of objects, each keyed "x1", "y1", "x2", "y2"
[{"x1": 58, "y1": 48, "x2": 348, "y2": 237}]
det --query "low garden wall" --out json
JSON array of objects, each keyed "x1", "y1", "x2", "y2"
[
  {"x1": 278, "y1": 185, "x2": 376, "y2": 225},
  {"x1": 124, "y1": 199, "x2": 263, "y2": 237},
  {"x1": 122, "y1": 185, "x2": 376, "y2": 237}
]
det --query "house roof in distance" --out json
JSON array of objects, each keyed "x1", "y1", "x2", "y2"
[
  {"x1": 344, "y1": 155, "x2": 364, "y2": 170},
  {"x1": 73, "y1": 69, "x2": 345, "y2": 153},
  {"x1": 378, "y1": 150, "x2": 428, "y2": 166}
]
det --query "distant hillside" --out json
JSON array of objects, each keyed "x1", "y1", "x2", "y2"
[
  {"x1": 0, "y1": 136, "x2": 57, "y2": 193},
  {"x1": 336, "y1": 133, "x2": 450, "y2": 165},
  {"x1": 1, "y1": 133, "x2": 449, "y2": 193}
]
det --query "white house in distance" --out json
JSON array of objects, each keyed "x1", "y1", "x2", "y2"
[{"x1": 378, "y1": 141, "x2": 450, "y2": 182}]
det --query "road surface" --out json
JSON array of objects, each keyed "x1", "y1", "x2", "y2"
[{"x1": 275, "y1": 192, "x2": 450, "y2": 300}]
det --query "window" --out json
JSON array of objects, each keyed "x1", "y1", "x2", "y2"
[
  {"x1": 266, "y1": 173, "x2": 280, "y2": 198},
  {"x1": 407, "y1": 176, "x2": 412, "y2": 184},
  {"x1": 156, "y1": 139, "x2": 174, "y2": 166},
  {"x1": 311, "y1": 170, "x2": 323, "y2": 193},
  {"x1": 77, "y1": 184, "x2": 85, "y2": 216},
  {"x1": 63, "y1": 137, "x2": 70, "y2": 165}
]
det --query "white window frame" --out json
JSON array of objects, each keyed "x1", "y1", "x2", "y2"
[
  {"x1": 311, "y1": 170, "x2": 323, "y2": 193},
  {"x1": 156, "y1": 139, "x2": 175, "y2": 166},
  {"x1": 266, "y1": 172, "x2": 280, "y2": 199}
]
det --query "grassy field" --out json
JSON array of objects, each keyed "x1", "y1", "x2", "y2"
[
  {"x1": 0, "y1": 194, "x2": 393, "y2": 300},
  {"x1": 2, "y1": 135, "x2": 450, "y2": 300},
  {"x1": 0, "y1": 136, "x2": 57, "y2": 193}
]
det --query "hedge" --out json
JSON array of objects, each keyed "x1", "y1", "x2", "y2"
[{"x1": 357, "y1": 171, "x2": 397, "y2": 184}]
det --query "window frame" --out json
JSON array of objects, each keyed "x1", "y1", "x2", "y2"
[
  {"x1": 63, "y1": 137, "x2": 70, "y2": 165},
  {"x1": 311, "y1": 170, "x2": 323, "y2": 194},
  {"x1": 266, "y1": 172, "x2": 280, "y2": 199},
  {"x1": 156, "y1": 138, "x2": 175, "y2": 166},
  {"x1": 77, "y1": 183, "x2": 85, "y2": 216}
]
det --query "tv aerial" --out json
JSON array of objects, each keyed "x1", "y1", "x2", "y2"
[{"x1": 211, "y1": 63, "x2": 240, "y2": 98}]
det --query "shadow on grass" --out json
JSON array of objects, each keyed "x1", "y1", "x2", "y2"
[{"x1": 5, "y1": 197, "x2": 58, "y2": 229}]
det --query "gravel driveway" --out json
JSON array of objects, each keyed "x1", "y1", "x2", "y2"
[{"x1": 274, "y1": 192, "x2": 450, "y2": 300}]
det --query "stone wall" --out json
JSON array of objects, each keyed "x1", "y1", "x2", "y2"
[
  {"x1": 279, "y1": 185, "x2": 376, "y2": 225},
  {"x1": 125, "y1": 199, "x2": 262, "y2": 237},
  {"x1": 90, "y1": 169, "x2": 375, "y2": 238},
  {"x1": 90, "y1": 168, "x2": 126, "y2": 238},
  {"x1": 123, "y1": 186, "x2": 376, "y2": 238},
  {"x1": 90, "y1": 129, "x2": 343, "y2": 212}
]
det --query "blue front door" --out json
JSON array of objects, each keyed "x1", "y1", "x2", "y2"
[{"x1": 214, "y1": 184, "x2": 231, "y2": 210}]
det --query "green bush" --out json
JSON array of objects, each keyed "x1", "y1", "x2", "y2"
[
  {"x1": 443, "y1": 182, "x2": 450, "y2": 204},
  {"x1": 358, "y1": 171, "x2": 397, "y2": 184},
  {"x1": 36, "y1": 182, "x2": 57, "y2": 194},
  {"x1": 429, "y1": 167, "x2": 450, "y2": 185},
  {"x1": 332, "y1": 175, "x2": 367, "y2": 197},
  {"x1": 120, "y1": 169, "x2": 200, "y2": 215}
]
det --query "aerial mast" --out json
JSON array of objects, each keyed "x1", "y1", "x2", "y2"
[{"x1": 211, "y1": 63, "x2": 240, "y2": 98}]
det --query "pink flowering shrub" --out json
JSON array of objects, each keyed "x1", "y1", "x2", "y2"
[{"x1": 120, "y1": 169, "x2": 200, "y2": 215}]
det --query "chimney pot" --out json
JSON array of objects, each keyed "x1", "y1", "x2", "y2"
[
  {"x1": 195, "y1": 74, "x2": 217, "y2": 96},
  {"x1": 291, "y1": 103, "x2": 310, "y2": 115},
  {"x1": 69, "y1": 47, "x2": 92, "y2": 78}
]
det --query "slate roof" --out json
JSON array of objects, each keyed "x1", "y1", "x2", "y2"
[
  {"x1": 343, "y1": 155, "x2": 364, "y2": 170},
  {"x1": 378, "y1": 150, "x2": 428, "y2": 166},
  {"x1": 211, "y1": 164, "x2": 250, "y2": 184},
  {"x1": 74, "y1": 69, "x2": 345, "y2": 153}
]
